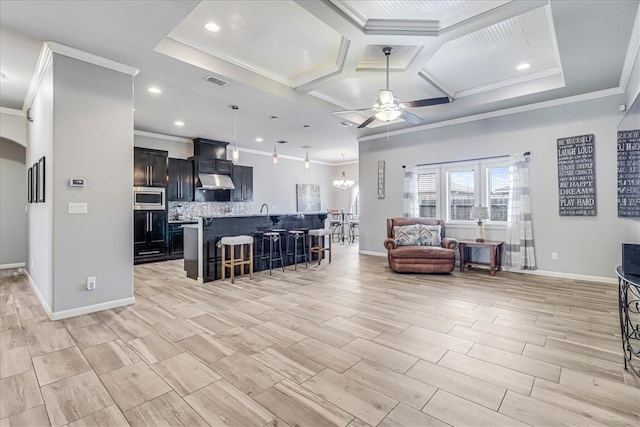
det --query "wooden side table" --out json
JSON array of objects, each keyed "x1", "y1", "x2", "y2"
[{"x1": 458, "y1": 240, "x2": 504, "y2": 276}]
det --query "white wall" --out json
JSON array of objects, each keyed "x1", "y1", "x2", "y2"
[
  {"x1": 0, "y1": 138, "x2": 27, "y2": 267},
  {"x1": 0, "y1": 109, "x2": 27, "y2": 147},
  {"x1": 26, "y1": 59, "x2": 54, "y2": 310},
  {"x1": 360, "y1": 94, "x2": 640, "y2": 280}
]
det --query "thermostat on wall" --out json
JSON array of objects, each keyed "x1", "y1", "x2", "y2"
[{"x1": 69, "y1": 178, "x2": 86, "y2": 187}]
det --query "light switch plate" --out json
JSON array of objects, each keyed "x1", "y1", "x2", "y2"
[{"x1": 68, "y1": 202, "x2": 88, "y2": 214}]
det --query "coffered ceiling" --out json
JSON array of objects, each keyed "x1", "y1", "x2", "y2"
[{"x1": 1, "y1": 1, "x2": 638, "y2": 163}]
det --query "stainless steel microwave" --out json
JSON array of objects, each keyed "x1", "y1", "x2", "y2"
[{"x1": 133, "y1": 186, "x2": 165, "y2": 210}]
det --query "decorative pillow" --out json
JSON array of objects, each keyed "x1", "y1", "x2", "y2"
[
  {"x1": 394, "y1": 225, "x2": 420, "y2": 246},
  {"x1": 418, "y1": 224, "x2": 442, "y2": 246}
]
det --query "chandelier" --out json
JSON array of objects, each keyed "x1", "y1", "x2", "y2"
[{"x1": 333, "y1": 154, "x2": 354, "y2": 190}]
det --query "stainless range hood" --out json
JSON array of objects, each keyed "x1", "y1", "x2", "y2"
[{"x1": 198, "y1": 173, "x2": 235, "y2": 190}]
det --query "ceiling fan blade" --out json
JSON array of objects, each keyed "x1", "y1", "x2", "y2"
[
  {"x1": 358, "y1": 115, "x2": 377, "y2": 128},
  {"x1": 400, "y1": 111, "x2": 423, "y2": 125},
  {"x1": 402, "y1": 96, "x2": 451, "y2": 108},
  {"x1": 332, "y1": 107, "x2": 375, "y2": 114}
]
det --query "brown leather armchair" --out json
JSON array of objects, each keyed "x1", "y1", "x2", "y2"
[{"x1": 384, "y1": 218, "x2": 458, "y2": 273}]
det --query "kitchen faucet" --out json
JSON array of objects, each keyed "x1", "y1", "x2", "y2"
[{"x1": 260, "y1": 203, "x2": 269, "y2": 215}]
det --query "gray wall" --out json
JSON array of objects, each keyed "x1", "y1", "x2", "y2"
[
  {"x1": 360, "y1": 94, "x2": 640, "y2": 280},
  {"x1": 27, "y1": 51, "x2": 134, "y2": 315},
  {"x1": 50, "y1": 55, "x2": 134, "y2": 312},
  {"x1": 0, "y1": 138, "x2": 27, "y2": 266}
]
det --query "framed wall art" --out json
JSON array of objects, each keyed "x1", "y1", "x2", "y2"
[
  {"x1": 296, "y1": 184, "x2": 321, "y2": 212},
  {"x1": 37, "y1": 156, "x2": 46, "y2": 202},
  {"x1": 33, "y1": 162, "x2": 39, "y2": 204},
  {"x1": 377, "y1": 160, "x2": 385, "y2": 199},
  {"x1": 27, "y1": 166, "x2": 33, "y2": 203}
]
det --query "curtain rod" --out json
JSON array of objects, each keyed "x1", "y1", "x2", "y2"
[{"x1": 402, "y1": 151, "x2": 530, "y2": 168}]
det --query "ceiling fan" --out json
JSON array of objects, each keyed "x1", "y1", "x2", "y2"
[{"x1": 333, "y1": 47, "x2": 451, "y2": 128}]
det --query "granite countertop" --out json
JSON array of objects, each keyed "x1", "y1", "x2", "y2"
[
  {"x1": 168, "y1": 219, "x2": 198, "y2": 224},
  {"x1": 198, "y1": 212, "x2": 327, "y2": 219}
]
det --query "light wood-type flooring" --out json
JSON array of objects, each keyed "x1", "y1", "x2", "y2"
[{"x1": 1, "y1": 244, "x2": 639, "y2": 426}]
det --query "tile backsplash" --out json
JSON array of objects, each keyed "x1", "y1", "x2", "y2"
[{"x1": 169, "y1": 201, "x2": 248, "y2": 219}]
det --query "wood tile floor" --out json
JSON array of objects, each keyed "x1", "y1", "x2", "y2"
[{"x1": 1, "y1": 244, "x2": 639, "y2": 426}]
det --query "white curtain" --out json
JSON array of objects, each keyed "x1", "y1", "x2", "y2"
[
  {"x1": 403, "y1": 166, "x2": 419, "y2": 218},
  {"x1": 505, "y1": 154, "x2": 536, "y2": 270}
]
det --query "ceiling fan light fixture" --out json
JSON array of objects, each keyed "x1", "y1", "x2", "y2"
[
  {"x1": 379, "y1": 90, "x2": 394, "y2": 105},
  {"x1": 375, "y1": 109, "x2": 402, "y2": 122}
]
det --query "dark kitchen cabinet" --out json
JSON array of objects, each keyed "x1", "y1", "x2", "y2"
[
  {"x1": 196, "y1": 158, "x2": 232, "y2": 175},
  {"x1": 231, "y1": 165, "x2": 253, "y2": 201},
  {"x1": 134, "y1": 210, "x2": 167, "y2": 260},
  {"x1": 168, "y1": 158, "x2": 193, "y2": 201},
  {"x1": 168, "y1": 223, "x2": 186, "y2": 257},
  {"x1": 134, "y1": 148, "x2": 167, "y2": 187}
]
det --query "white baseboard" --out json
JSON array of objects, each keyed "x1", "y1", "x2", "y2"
[
  {"x1": 50, "y1": 297, "x2": 136, "y2": 321},
  {"x1": 359, "y1": 250, "x2": 386, "y2": 257},
  {"x1": 23, "y1": 269, "x2": 53, "y2": 318},
  {"x1": 358, "y1": 250, "x2": 615, "y2": 284},
  {"x1": 509, "y1": 268, "x2": 617, "y2": 284},
  {"x1": 0, "y1": 262, "x2": 25, "y2": 270},
  {"x1": 23, "y1": 269, "x2": 135, "y2": 320}
]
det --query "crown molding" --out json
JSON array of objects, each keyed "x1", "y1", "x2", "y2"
[
  {"x1": 619, "y1": 4, "x2": 640, "y2": 91},
  {"x1": 0, "y1": 107, "x2": 25, "y2": 117},
  {"x1": 23, "y1": 41, "x2": 139, "y2": 110},
  {"x1": 358, "y1": 87, "x2": 623, "y2": 142},
  {"x1": 364, "y1": 19, "x2": 439, "y2": 36},
  {"x1": 452, "y1": 67, "x2": 564, "y2": 98},
  {"x1": 134, "y1": 129, "x2": 192, "y2": 143}
]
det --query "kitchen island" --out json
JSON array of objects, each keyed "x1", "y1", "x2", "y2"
[{"x1": 184, "y1": 213, "x2": 328, "y2": 282}]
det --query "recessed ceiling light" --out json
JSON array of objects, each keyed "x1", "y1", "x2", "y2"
[
  {"x1": 255, "y1": 137, "x2": 263, "y2": 142},
  {"x1": 338, "y1": 121, "x2": 353, "y2": 127},
  {"x1": 205, "y1": 22, "x2": 220, "y2": 32},
  {"x1": 516, "y1": 63, "x2": 531, "y2": 70},
  {"x1": 174, "y1": 121, "x2": 184, "y2": 127},
  {"x1": 148, "y1": 87, "x2": 162, "y2": 94}
]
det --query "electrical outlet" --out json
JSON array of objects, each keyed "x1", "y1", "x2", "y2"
[
  {"x1": 551, "y1": 252, "x2": 559, "y2": 261},
  {"x1": 86, "y1": 276, "x2": 96, "y2": 290}
]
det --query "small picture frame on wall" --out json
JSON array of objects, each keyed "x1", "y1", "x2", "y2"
[
  {"x1": 38, "y1": 156, "x2": 46, "y2": 202},
  {"x1": 33, "y1": 162, "x2": 39, "y2": 204},
  {"x1": 377, "y1": 160, "x2": 385, "y2": 199},
  {"x1": 27, "y1": 166, "x2": 33, "y2": 203}
]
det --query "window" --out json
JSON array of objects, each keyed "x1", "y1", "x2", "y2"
[
  {"x1": 488, "y1": 166, "x2": 509, "y2": 221},
  {"x1": 415, "y1": 159, "x2": 508, "y2": 223},
  {"x1": 417, "y1": 172, "x2": 437, "y2": 218},
  {"x1": 448, "y1": 169, "x2": 475, "y2": 221}
]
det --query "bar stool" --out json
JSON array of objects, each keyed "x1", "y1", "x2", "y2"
[
  {"x1": 287, "y1": 230, "x2": 308, "y2": 270},
  {"x1": 220, "y1": 235, "x2": 254, "y2": 284},
  {"x1": 308, "y1": 229, "x2": 331, "y2": 265},
  {"x1": 262, "y1": 232, "x2": 285, "y2": 274}
]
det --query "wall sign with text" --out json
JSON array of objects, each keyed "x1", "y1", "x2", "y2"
[
  {"x1": 557, "y1": 134, "x2": 596, "y2": 216},
  {"x1": 377, "y1": 161, "x2": 385, "y2": 199},
  {"x1": 618, "y1": 129, "x2": 640, "y2": 217}
]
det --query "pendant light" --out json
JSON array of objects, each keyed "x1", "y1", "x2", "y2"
[
  {"x1": 333, "y1": 154, "x2": 355, "y2": 190},
  {"x1": 303, "y1": 125, "x2": 311, "y2": 171},
  {"x1": 271, "y1": 116, "x2": 279, "y2": 167},
  {"x1": 231, "y1": 105, "x2": 239, "y2": 164}
]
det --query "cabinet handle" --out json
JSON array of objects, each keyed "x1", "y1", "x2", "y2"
[
  {"x1": 149, "y1": 213, "x2": 153, "y2": 232},
  {"x1": 139, "y1": 250, "x2": 161, "y2": 255},
  {"x1": 149, "y1": 166, "x2": 153, "y2": 185},
  {"x1": 146, "y1": 166, "x2": 150, "y2": 185},
  {"x1": 146, "y1": 212, "x2": 150, "y2": 232}
]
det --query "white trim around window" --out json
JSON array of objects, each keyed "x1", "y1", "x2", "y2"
[{"x1": 416, "y1": 158, "x2": 509, "y2": 226}]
